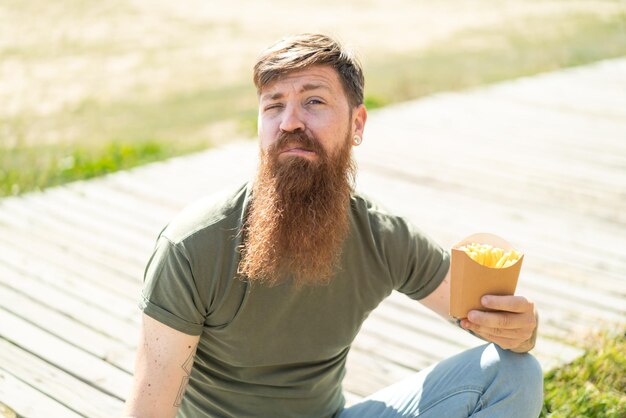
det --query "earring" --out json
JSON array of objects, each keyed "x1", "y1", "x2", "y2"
[{"x1": 353, "y1": 135, "x2": 362, "y2": 145}]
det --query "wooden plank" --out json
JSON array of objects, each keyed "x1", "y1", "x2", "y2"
[
  {"x1": 0, "y1": 263, "x2": 138, "y2": 343},
  {"x1": 344, "y1": 347, "x2": 416, "y2": 397},
  {"x1": 365, "y1": 96, "x2": 626, "y2": 157},
  {"x1": 358, "y1": 150, "x2": 626, "y2": 225},
  {"x1": 24, "y1": 190, "x2": 157, "y2": 251},
  {"x1": 352, "y1": 325, "x2": 443, "y2": 372},
  {"x1": 521, "y1": 271, "x2": 625, "y2": 316},
  {"x1": 0, "y1": 368, "x2": 83, "y2": 418},
  {"x1": 359, "y1": 141, "x2": 626, "y2": 204},
  {"x1": 382, "y1": 294, "x2": 481, "y2": 346},
  {"x1": 0, "y1": 243, "x2": 140, "y2": 320},
  {"x1": 0, "y1": 229, "x2": 142, "y2": 301},
  {"x1": 397, "y1": 89, "x2": 626, "y2": 147},
  {"x1": 0, "y1": 198, "x2": 149, "y2": 272},
  {"x1": 96, "y1": 171, "x2": 193, "y2": 210},
  {"x1": 66, "y1": 175, "x2": 187, "y2": 216},
  {"x1": 361, "y1": 102, "x2": 626, "y2": 186},
  {"x1": 481, "y1": 72, "x2": 626, "y2": 118},
  {"x1": 356, "y1": 157, "x2": 626, "y2": 240},
  {"x1": 528, "y1": 261, "x2": 626, "y2": 300},
  {"x1": 377, "y1": 307, "x2": 476, "y2": 351},
  {"x1": 64, "y1": 179, "x2": 177, "y2": 228},
  {"x1": 0, "y1": 283, "x2": 135, "y2": 372},
  {"x1": 0, "y1": 215, "x2": 144, "y2": 283},
  {"x1": 0, "y1": 308, "x2": 132, "y2": 400},
  {"x1": 0, "y1": 339, "x2": 124, "y2": 418},
  {"x1": 363, "y1": 109, "x2": 626, "y2": 173}
]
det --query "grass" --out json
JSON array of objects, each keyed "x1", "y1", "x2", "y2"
[
  {"x1": 0, "y1": 140, "x2": 200, "y2": 196},
  {"x1": 2, "y1": 9, "x2": 626, "y2": 196},
  {"x1": 540, "y1": 328, "x2": 626, "y2": 418}
]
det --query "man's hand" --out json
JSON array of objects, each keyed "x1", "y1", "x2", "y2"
[{"x1": 460, "y1": 295, "x2": 538, "y2": 353}]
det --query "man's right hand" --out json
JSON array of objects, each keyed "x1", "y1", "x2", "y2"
[{"x1": 122, "y1": 314, "x2": 200, "y2": 418}]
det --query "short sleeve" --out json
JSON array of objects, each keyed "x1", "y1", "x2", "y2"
[
  {"x1": 388, "y1": 219, "x2": 450, "y2": 300},
  {"x1": 139, "y1": 236, "x2": 206, "y2": 335}
]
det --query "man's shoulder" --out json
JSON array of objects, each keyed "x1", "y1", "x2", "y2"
[
  {"x1": 160, "y1": 183, "x2": 249, "y2": 244},
  {"x1": 351, "y1": 190, "x2": 404, "y2": 224},
  {"x1": 350, "y1": 190, "x2": 424, "y2": 242}
]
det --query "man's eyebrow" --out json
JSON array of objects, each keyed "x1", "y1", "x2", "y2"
[
  {"x1": 300, "y1": 82, "x2": 330, "y2": 93},
  {"x1": 261, "y1": 83, "x2": 331, "y2": 101},
  {"x1": 261, "y1": 91, "x2": 284, "y2": 101}
]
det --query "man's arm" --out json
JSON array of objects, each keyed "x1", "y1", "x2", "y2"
[
  {"x1": 122, "y1": 313, "x2": 201, "y2": 418},
  {"x1": 419, "y1": 267, "x2": 538, "y2": 353}
]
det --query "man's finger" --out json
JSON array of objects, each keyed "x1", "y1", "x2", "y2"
[
  {"x1": 461, "y1": 321, "x2": 523, "y2": 339},
  {"x1": 481, "y1": 295, "x2": 532, "y2": 313},
  {"x1": 466, "y1": 310, "x2": 535, "y2": 329}
]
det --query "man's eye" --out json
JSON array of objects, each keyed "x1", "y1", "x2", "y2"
[
  {"x1": 264, "y1": 104, "x2": 283, "y2": 111},
  {"x1": 307, "y1": 99, "x2": 323, "y2": 105}
]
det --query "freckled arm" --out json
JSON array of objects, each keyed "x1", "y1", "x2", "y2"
[{"x1": 122, "y1": 313, "x2": 200, "y2": 418}]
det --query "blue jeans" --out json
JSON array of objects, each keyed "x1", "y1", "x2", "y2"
[{"x1": 338, "y1": 344, "x2": 543, "y2": 418}]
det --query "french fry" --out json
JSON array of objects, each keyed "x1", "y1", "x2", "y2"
[
  {"x1": 495, "y1": 253, "x2": 508, "y2": 268},
  {"x1": 459, "y1": 243, "x2": 521, "y2": 268}
]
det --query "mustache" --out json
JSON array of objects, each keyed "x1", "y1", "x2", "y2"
[{"x1": 268, "y1": 131, "x2": 325, "y2": 157}]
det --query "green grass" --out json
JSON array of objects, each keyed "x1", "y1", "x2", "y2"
[
  {"x1": 0, "y1": 140, "x2": 201, "y2": 196},
  {"x1": 541, "y1": 328, "x2": 626, "y2": 418},
  {"x1": 2, "y1": 10, "x2": 626, "y2": 197}
]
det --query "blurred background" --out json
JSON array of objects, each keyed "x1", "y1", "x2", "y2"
[{"x1": 1, "y1": 0, "x2": 625, "y2": 197}]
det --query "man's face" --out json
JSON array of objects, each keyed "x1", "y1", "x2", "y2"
[{"x1": 257, "y1": 65, "x2": 366, "y2": 161}]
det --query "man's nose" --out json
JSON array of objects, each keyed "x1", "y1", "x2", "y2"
[{"x1": 279, "y1": 104, "x2": 305, "y2": 133}]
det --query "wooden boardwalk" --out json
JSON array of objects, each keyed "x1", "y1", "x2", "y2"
[{"x1": 1, "y1": 58, "x2": 625, "y2": 417}]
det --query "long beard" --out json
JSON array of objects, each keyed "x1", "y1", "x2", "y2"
[{"x1": 238, "y1": 130, "x2": 356, "y2": 286}]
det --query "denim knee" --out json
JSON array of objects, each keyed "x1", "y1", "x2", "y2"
[
  {"x1": 484, "y1": 345, "x2": 544, "y2": 415},
  {"x1": 500, "y1": 347, "x2": 543, "y2": 388}
]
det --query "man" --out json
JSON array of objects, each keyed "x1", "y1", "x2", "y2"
[{"x1": 123, "y1": 33, "x2": 542, "y2": 418}]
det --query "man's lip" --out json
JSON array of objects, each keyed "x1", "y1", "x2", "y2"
[{"x1": 280, "y1": 147, "x2": 316, "y2": 154}]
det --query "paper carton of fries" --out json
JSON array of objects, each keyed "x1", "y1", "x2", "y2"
[{"x1": 450, "y1": 233, "x2": 524, "y2": 319}]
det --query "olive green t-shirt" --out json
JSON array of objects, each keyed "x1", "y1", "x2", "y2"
[{"x1": 140, "y1": 183, "x2": 449, "y2": 418}]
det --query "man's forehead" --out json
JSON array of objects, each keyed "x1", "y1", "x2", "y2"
[{"x1": 259, "y1": 66, "x2": 341, "y2": 100}]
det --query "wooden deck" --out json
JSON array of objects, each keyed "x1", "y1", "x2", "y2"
[{"x1": 1, "y1": 58, "x2": 625, "y2": 417}]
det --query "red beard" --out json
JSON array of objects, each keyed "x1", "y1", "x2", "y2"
[{"x1": 239, "y1": 130, "x2": 356, "y2": 286}]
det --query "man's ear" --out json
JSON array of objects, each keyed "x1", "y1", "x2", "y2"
[{"x1": 352, "y1": 104, "x2": 368, "y2": 139}]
